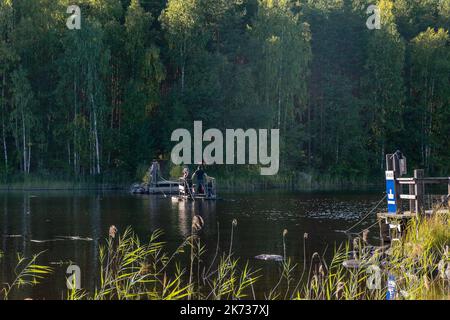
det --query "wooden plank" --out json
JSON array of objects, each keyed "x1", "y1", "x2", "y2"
[
  {"x1": 409, "y1": 184, "x2": 415, "y2": 213},
  {"x1": 448, "y1": 182, "x2": 450, "y2": 207},
  {"x1": 397, "y1": 177, "x2": 450, "y2": 185},
  {"x1": 398, "y1": 180, "x2": 415, "y2": 185},
  {"x1": 377, "y1": 211, "x2": 417, "y2": 219},
  {"x1": 414, "y1": 170, "x2": 424, "y2": 215},
  {"x1": 378, "y1": 209, "x2": 448, "y2": 219},
  {"x1": 422, "y1": 178, "x2": 450, "y2": 184},
  {"x1": 396, "y1": 178, "x2": 415, "y2": 181}
]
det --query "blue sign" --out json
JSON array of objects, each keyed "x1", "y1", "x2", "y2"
[
  {"x1": 385, "y1": 171, "x2": 397, "y2": 214},
  {"x1": 386, "y1": 274, "x2": 397, "y2": 300}
]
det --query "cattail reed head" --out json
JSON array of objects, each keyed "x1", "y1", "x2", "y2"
[
  {"x1": 310, "y1": 275, "x2": 318, "y2": 289},
  {"x1": 443, "y1": 246, "x2": 450, "y2": 281},
  {"x1": 318, "y1": 264, "x2": 325, "y2": 277},
  {"x1": 423, "y1": 275, "x2": 430, "y2": 290},
  {"x1": 353, "y1": 237, "x2": 360, "y2": 250},
  {"x1": 335, "y1": 282, "x2": 345, "y2": 300},
  {"x1": 438, "y1": 258, "x2": 449, "y2": 281},
  {"x1": 109, "y1": 225, "x2": 118, "y2": 238},
  {"x1": 362, "y1": 229, "x2": 369, "y2": 243},
  {"x1": 139, "y1": 262, "x2": 150, "y2": 275},
  {"x1": 192, "y1": 215, "x2": 204, "y2": 232}
]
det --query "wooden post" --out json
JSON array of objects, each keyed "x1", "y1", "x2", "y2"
[
  {"x1": 386, "y1": 154, "x2": 393, "y2": 171},
  {"x1": 409, "y1": 184, "x2": 415, "y2": 213},
  {"x1": 386, "y1": 153, "x2": 402, "y2": 213},
  {"x1": 447, "y1": 178, "x2": 450, "y2": 208},
  {"x1": 414, "y1": 169, "x2": 424, "y2": 215},
  {"x1": 393, "y1": 155, "x2": 402, "y2": 213},
  {"x1": 378, "y1": 218, "x2": 384, "y2": 248}
]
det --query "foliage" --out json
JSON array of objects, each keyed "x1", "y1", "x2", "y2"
[
  {"x1": 0, "y1": 0, "x2": 449, "y2": 184},
  {"x1": 75, "y1": 221, "x2": 259, "y2": 300},
  {"x1": 1, "y1": 210, "x2": 448, "y2": 300},
  {"x1": 0, "y1": 251, "x2": 52, "y2": 300}
]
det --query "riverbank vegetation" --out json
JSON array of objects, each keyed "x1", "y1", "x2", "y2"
[
  {"x1": 296, "y1": 210, "x2": 449, "y2": 300},
  {"x1": 1, "y1": 209, "x2": 448, "y2": 300},
  {"x1": 0, "y1": 167, "x2": 382, "y2": 191},
  {"x1": 0, "y1": 0, "x2": 449, "y2": 186},
  {"x1": 0, "y1": 173, "x2": 129, "y2": 190}
]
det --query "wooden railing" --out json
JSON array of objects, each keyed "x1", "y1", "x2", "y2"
[{"x1": 396, "y1": 169, "x2": 450, "y2": 214}]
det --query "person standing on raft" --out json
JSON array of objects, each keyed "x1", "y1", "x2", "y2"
[
  {"x1": 192, "y1": 165, "x2": 207, "y2": 194},
  {"x1": 149, "y1": 160, "x2": 160, "y2": 187}
]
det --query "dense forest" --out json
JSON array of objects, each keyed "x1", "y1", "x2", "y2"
[{"x1": 0, "y1": 0, "x2": 449, "y2": 185}]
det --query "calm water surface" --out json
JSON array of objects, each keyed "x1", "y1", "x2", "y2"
[{"x1": 0, "y1": 190, "x2": 384, "y2": 299}]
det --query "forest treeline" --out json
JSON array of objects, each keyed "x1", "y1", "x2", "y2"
[{"x1": 0, "y1": 0, "x2": 449, "y2": 184}]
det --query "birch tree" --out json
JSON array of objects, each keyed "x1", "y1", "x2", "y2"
[
  {"x1": 410, "y1": 28, "x2": 450, "y2": 170},
  {"x1": 0, "y1": 0, "x2": 16, "y2": 174},
  {"x1": 363, "y1": 0, "x2": 406, "y2": 169},
  {"x1": 10, "y1": 68, "x2": 35, "y2": 174}
]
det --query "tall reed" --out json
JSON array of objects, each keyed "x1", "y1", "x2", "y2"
[{"x1": 1, "y1": 209, "x2": 448, "y2": 300}]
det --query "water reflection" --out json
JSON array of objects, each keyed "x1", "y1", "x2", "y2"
[
  {"x1": 0, "y1": 191, "x2": 382, "y2": 299},
  {"x1": 173, "y1": 198, "x2": 194, "y2": 237}
]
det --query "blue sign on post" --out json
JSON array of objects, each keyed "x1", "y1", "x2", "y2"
[
  {"x1": 386, "y1": 171, "x2": 397, "y2": 214},
  {"x1": 386, "y1": 274, "x2": 397, "y2": 300}
]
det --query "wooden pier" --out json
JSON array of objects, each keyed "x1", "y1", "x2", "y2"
[{"x1": 377, "y1": 152, "x2": 450, "y2": 242}]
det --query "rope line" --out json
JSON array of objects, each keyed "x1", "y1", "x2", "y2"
[
  {"x1": 357, "y1": 219, "x2": 381, "y2": 235},
  {"x1": 344, "y1": 193, "x2": 387, "y2": 234}
]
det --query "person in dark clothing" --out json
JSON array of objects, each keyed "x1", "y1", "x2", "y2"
[{"x1": 192, "y1": 165, "x2": 206, "y2": 194}]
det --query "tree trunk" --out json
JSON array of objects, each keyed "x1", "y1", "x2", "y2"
[
  {"x1": 307, "y1": 102, "x2": 311, "y2": 166},
  {"x1": 68, "y1": 142, "x2": 71, "y2": 167},
  {"x1": 27, "y1": 143, "x2": 31, "y2": 173},
  {"x1": 181, "y1": 41, "x2": 186, "y2": 92},
  {"x1": 21, "y1": 108, "x2": 27, "y2": 174},
  {"x1": 13, "y1": 106, "x2": 21, "y2": 171},
  {"x1": 91, "y1": 94, "x2": 101, "y2": 175},
  {"x1": 73, "y1": 75, "x2": 78, "y2": 175},
  {"x1": 181, "y1": 64, "x2": 185, "y2": 93},
  {"x1": 1, "y1": 75, "x2": 7, "y2": 171}
]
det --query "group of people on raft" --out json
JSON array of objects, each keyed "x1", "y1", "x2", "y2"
[
  {"x1": 181, "y1": 164, "x2": 213, "y2": 197},
  {"x1": 147, "y1": 159, "x2": 214, "y2": 197}
]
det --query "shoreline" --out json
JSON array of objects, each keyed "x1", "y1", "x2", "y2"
[
  {"x1": 0, "y1": 184, "x2": 383, "y2": 193},
  {"x1": 0, "y1": 171, "x2": 384, "y2": 192}
]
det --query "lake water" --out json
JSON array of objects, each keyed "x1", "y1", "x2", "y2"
[{"x1": 0, "y1": 190, "x2": 384, "y2": 299}]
